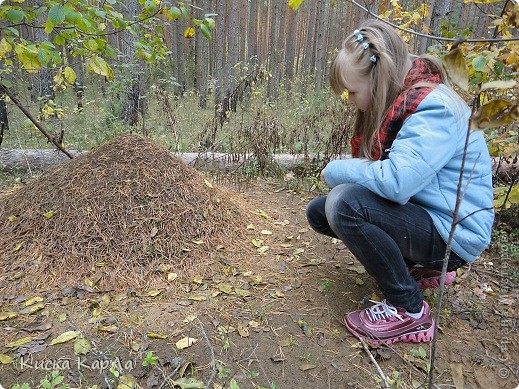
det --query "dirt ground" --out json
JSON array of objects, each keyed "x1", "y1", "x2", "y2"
[{"x1": 0, "y1": 177, "x2": 518, "y2": 389}]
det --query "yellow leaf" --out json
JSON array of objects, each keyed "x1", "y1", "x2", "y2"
[
  {"x1": 58, "y1": 312, "x2": 67, "y2": 322},
  {"x1": 8, "y1": 215, "x2": 18, "y2": 222},
  {"x1": 175, "y1": 336, "x2": 198, "y2": 349},
  {"x1": 50, "y1": 330, "x2": 80, "y2": 345},
  {"x1": 443, "y1": 47, "x2": 469, "y2": 91},
  {"x1": 98, "y1": 325, "x2": 118, "y2": 333},
  {"x1": 6, "y1": 336, "x2": 33, "y2": 348},
  {"x1": 0, "y1": 312, "x2": 18, "y2": 321},
  {"x1": 0, "y1": 354, "x2": 14, "y2": 364},
  {"x1": 260, "y1": 229, "x2": 272, "y2": 235},
  {"x1": 184, "y1": 27, "x2": 195, "y2": 38},
  {"x1": 188, "y1": 294, "x2": 207, "y2": 301},
  {"x1": 145, "y1": 289, "x2": 162, "y2": 297},
  {"x1": 251, "y1": 238, "x2": 263, "y2": 248},
  {"x1": 157, "y1": 263, "x2": 171, "y2": 273},
  {"x1": 86, "y1": 55, "x2": 114, "y2": 79},
  {"x1": 217, "y1": 284, "x2": 233, "y2": 294},
  {"x1": 43, "y1": 210, "x2": 56, "y2": 219},
  {"x1": 146, "y1": 332, "x2": 168, "y2": 339},
  {"x1": 192, "y1": 239, "x2": 204, "y2": 245},
  {"x1": 73, "y1": 337, "x2": 91, "y2": 355},
  {"x1": 14, "y1": 242, "x2": 24, "y2": 251},
  {"x1": 472, "y1": 100, "x2": 518, "y2": 129},
  {"x1": 21, "y1": 302, "x2": 45, "y2": 314},
  {"x1": 204, "y1": 179, "x2": 213, "y2": 188},
  {"x1": 237, "y1": 324, "x2": 249, "y2": 337},
  {"x1": 117, "y1": 374, "x2": 137, "y2": 389},
  {"x1": 25, "y1": 296, "x2": 43, "y2": 306},
  {"x1": 64, "y1": 66, "x2": 77, "y2": 84},
  {"x1": 288, "y1": 0, "x2": 304, "y2": 10},
  {"x1": 167, "y1": 272, "x2": 178, "y2": 281}
]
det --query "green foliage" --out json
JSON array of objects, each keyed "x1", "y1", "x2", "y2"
[
  {"x1": 0, "y1": 0, "x2": 216, "y2": 84},
  {"x1": 11, "y1": 371, "x2": 69, "y2": 389},
  {"x1": 142, "y1": 350, "x2": 159, "y2": 366}
]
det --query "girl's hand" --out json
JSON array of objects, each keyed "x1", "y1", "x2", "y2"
[{"x1": 320, "y1": 169, "x2": 328, "y2": 185}]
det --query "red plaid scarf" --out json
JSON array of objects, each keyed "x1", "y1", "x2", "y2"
[{"x1": 351, "y1": 58, "x2": 444, "y2": 160}]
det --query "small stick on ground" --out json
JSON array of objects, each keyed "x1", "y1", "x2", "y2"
[
  {"x1": 194, "y1": 320, "x2": 218, "y2": 389},
  {"x1": 360, "y1": 338, "x2": 388, "y2": 388}
]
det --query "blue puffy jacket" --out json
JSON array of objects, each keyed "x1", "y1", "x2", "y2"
[{"x1": 323, "y1": 85, "x2": 495, "y2": 262}]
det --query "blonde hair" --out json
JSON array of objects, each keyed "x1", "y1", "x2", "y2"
[{"x1": 330, "y1": 19, "x2": 444, "y2": 159}]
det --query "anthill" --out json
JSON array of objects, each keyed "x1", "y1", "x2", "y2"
[{"x1": 0, "y1": 135, "x2": 256, "y2": 293}]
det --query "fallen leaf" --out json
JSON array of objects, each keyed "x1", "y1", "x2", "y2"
[
  {"x1": 175, "y1": 337, "x2": 198, "y2": 349},
  {"x1": 260, "y1": 229, "x2": 272, "y2": 235},
  {"x1": 450, "y1": 363, "x2": 464, "y2": 389},
  {"x1": 355, "y1": 278, "x2": 365, "y2": 286},
  {"x1": 158, "y1": 263, "x2": 171, "y2": 273},
  {"x1": 150, "y1": 226, "x2": 158, "y2": 238},
  {"x1": 171, "y1": 377, "x2": 205, "y2": 389},
  {"x1": 0, "y1": 354, "x2": 14, "y2": 364},
  {"x1": 98, "y1": 325, "x2": 118, "y2": 333},
  {"x1": 58, "y1": 312, "x2": 67, "y2": 323},
  {"x1": 50, "y1": 331, "x2": 80, "y2": 345},
  {"x1": 24, "y1": 296, "x2": 44, "y2": 306},
  {"x1": 145, "y1": 290, "x2": 162, "y2": 297},
  {"x1": 303, "y1": 258, "x2": 325, "y2": 267},
  {"x1": 146, "y1": 332, "x2": 168, "y2": 339},
  {"x1": 237, "y1": 324, "x2": 249, "y2": 337},
  {"x1": 299, "y1": 363, "x2": 317, "y2": 371},
  {"x1": 218, "y1": 284, "x2": 233, "y2": 294},
  {"x1": 117, "y1": 374, "x2": 137, "y2": 389},
  {"x1": 188, "y1": 295, "x2": 207, "y2": 301},
  {"x1": 235, "y1": 289, "x2": 251, "y2": 298},
  {"x1": 257, "y1": 245, "x2": 270, "y2": 253},
  {"x1": 0, "y1": 312, "x2": 18, "y2": 321},
  {"x1": 167, "y1": 272, "x2": 178, "y2": 281},
  {"x1": 74, "y1": 337, "x2": 91, "y2": 355},
  {"x1": 6, "y1": 336, "x2": 33, "y2": 348},
  {"x1": 20, "y1": 302, "x2": 45, "y2": 314},
  {"x1": 43, "y1": 210, "x2": 56, "y2": 219}
]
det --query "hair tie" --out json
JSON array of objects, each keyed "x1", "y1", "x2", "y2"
[
  {"x1": 362, "y1": 42, "x2": 369, "y2": 50},
  {"x1": 370, "y1": 55, "x2": 377, "y2": 63},
  {"x1": 353, "y1": 30, "x2": 364, "y2": 41}
]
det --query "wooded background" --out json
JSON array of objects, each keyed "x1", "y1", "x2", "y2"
[{"x1": 2, "y1": 0, "x2": 505, "y2": 134}]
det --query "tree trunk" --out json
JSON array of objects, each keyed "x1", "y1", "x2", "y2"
[
  {"x1": 118, "y1": 0, "x2": 146, "y2": 129},
  {"x1": 284, "y1": 8, "x2": 297, "y2": 91},
  {"x1": 267, "y1": 0, "x2": 280, "y2": 101},
  {"x1": 314, "y1": 0, "x2": 327, "y2": 90},
  {"x1": 213, "y1": 0, "x2": 226, "y2": 125},
  {"x1": 195, "y1": 0, "x2": 210, "y2": 109},
  {"x1": 0, "y1": 92, "x2": 8, "y2": 147},
  {"x1": 247, "y1": 0, "x2": 258, "y2": 62}
]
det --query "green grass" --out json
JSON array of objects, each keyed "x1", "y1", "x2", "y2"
[{"x1": 2, "y1": 75, "x2": 344, "y2": 158}]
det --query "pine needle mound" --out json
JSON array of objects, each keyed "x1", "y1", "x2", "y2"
[{"x1": 0, "y1": 135, "x2": 254, "y2": 292}]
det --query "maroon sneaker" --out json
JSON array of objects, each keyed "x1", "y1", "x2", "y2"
[
  {"x1": 409, "y1": 266, "x2": 456, "y2": 289},
  {"x1": 343, "y1": 300, "x2": 434, "y2": 346}
]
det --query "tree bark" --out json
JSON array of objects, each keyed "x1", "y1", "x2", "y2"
[{"x1": 118, "y1": 0, "x2": 146, "y2": 129}]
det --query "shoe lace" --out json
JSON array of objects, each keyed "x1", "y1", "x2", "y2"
[{"x1": 366, "y1": 300, "x2": 404, "y2": 322}]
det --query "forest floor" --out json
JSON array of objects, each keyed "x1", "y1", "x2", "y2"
[{"x1": 0, "y1": 176, "x2": 518, "y2": 389}]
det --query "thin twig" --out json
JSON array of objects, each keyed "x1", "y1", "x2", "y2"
[
  {"x1": 0, "y1": 85, "x2": 74, "y2": 159},
  {"x1": 194, "y1": 320, "x2": 218, "y2": 389},
  {"x1": 427, "y1": 90, "x2": 481, "y2": 388},
  {"x1": 359, "y1": 339, "x2": 388, "y2": 388}
]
